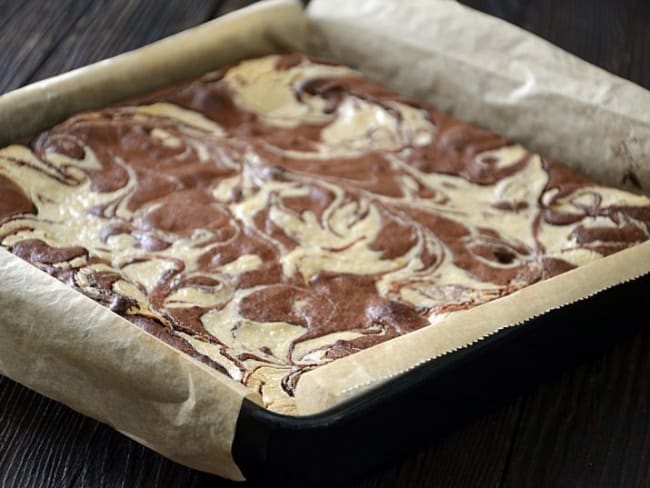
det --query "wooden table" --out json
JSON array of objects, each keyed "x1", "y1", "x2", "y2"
[{"x1": 1, "y1": 1, "x2": 649, "y2": 486}]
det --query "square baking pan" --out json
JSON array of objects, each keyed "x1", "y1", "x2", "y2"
[
  {"x1": 233, "y1": 273, "x2": 649, "y2": 485},
  {"x1": 1, "y1": 0, "x2": 650, "y2": 484}
]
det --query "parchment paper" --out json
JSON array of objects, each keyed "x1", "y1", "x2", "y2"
[
  {"x1": 295, "y1": 242, "x2": 650, "y2": 413},
  {"x1": 0, "y1": 0, "x2": 307, "y2": 480},
  {"x1": 0, "y1": 249, "x2": 260, "y2": 480},
  {"x1": 0, "y1": 0, "x2": 308, "y2": 146},
  {"x1": 294, "y1": 0, "x2": 650, "y2": 415},
  {"x1": 2, "y1": 0, "x2": 650, "y2": 478},
  {"x1": 307, "y1": 0, "x2": 650, "y2": 195}
]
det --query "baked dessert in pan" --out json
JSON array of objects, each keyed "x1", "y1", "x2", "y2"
[{"x1": 1, "y1": 53, "x2": 649, "y2": 414}]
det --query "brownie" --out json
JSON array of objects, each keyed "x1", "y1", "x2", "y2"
[{"x1": 1, "y1": 53, "x2": 649, "y2": 413}]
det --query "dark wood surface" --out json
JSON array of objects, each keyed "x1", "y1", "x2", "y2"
[{"x1": 1, "y1": 1, "x2": 649, "y2": 486}]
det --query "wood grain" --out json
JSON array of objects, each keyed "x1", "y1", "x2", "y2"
[
  {"x1": 502, "y1": 328, "x2": 650, "y2": 488},
  {"x1": 0, "y1": 0, "x2": 91, "y2": 93},
  {"x1": 215, "y1": 0, "x2": 261, "y2": 16},
  {"x1": 31, "y1": 0, "x2": 222, "y2": 84},
  {"x1": 352, "y1": 400, "x2": 524, "y2": 488},
  {"x1": 0, "y1": 0, "x2": 649, "y2": 487},
  {"x1": 0, "y1": 376, "x2": 234, "y2": 488}
]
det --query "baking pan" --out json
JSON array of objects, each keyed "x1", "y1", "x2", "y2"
[
  {"x1": 233, "y1": 272, "x2": 649, "y2": 485},
  {"x1": 1, "y1": 0, "x2": 650, "y2": 483}
]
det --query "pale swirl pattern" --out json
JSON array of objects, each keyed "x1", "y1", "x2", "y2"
[{"x1": 1, "y1": 54, "x2": 650, "y2": 413}]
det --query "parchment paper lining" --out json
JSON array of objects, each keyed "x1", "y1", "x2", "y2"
[
  {"x1": 295, "y1": 242, "x2": 650, "y2": 414},
  {"x1": 0, "y1": 0, "x2": 308, "y2": 146},
  {"x1": 0, "y1": 0, "x2": 307, "y2": 480},
  {"x1": 306, "y1": 0, "x2": 650, "y2": 195},
  {"x1": 293, "y1": 0, "x2": 650, "y2": 415},
  {"x1": 1, "y1": 0, "x2": 649, "y2": 477},
  {"x1": 0, "y1": 248, "x2": 259, "y2": 480}
]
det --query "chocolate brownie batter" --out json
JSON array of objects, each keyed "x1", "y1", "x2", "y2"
[{"x1": 1, "y1": 54, "x2": 649, "y2": 413}]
